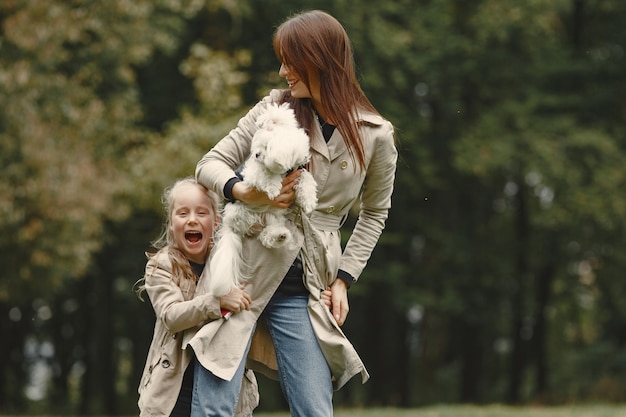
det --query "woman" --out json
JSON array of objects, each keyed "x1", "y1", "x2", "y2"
[{"x1": 186, "y1": 10, "x2": 397, "y2": 417}]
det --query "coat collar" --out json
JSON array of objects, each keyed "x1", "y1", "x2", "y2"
[{"x1": 310, "y1": 109, "x2": 385, "y2": 161}]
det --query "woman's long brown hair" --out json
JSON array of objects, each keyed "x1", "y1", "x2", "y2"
[{"x1": 273, "y1": 10, "x2": 379, "y2": 171}]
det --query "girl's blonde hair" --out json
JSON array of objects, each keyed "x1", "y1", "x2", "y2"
[
  {"x1": 273, "y1": 10, "x2": 380, "y2": 171},
  {"x1": 135, "y1": 177, "x2": 220, "y2": 300}
]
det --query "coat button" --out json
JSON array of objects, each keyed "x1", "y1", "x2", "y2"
[
  {"x1": 326, "y1": 206, "x2": 335, "y2": 214},
  {"x1": 162, "y1": 360, "x2": 170, "y2": 369},
  {"x1": 340, "y1": 160, "x2": 348, "y2": 170}
]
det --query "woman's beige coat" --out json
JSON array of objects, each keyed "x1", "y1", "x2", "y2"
[
  {"x1": 185, "y1": 89, "x2": 397, "y2": 390},
  {"x1": 138, "y1": 251, "x2": 258, "y2": 417}
]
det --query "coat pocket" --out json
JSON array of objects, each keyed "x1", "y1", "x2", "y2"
[
  {"x1": 141, "y1": 331, "x2": 174, "y2": 390},
  {"x1": 141, "y1": 356, "x2": 161, "y2": 389}
]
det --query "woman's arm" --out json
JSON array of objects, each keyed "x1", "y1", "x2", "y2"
[
  {"x1": 196, "y1": 94, "x2": 280, "y2": 199},
  {"x1": 339, "y1": 120, "x2": 398, "y2": 281}
]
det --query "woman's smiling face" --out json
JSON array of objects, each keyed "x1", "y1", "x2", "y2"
[
  {"x1": 279, "y1": 62, "x2": 321, "y2": 106},
  {"x1": 170, "y1": 183, "x2": 217, "y2": 264}
]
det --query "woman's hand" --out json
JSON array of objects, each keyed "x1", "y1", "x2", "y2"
[
  {"x1": 330, "y1": 279, "x2": 349, "y2": 326},
  {"x1": 219, "y1": 285, "x2": 252, "y2": 314},
  {"x1": 232, "y1": 169, "x2": 301, "y2": 209}
]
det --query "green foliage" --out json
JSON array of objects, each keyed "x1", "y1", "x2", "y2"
[{"x1": 1, "y1": 0, "x2": 626, "y2": 413}]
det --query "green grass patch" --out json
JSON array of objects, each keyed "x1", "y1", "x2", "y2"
[{"x1": 256, "y1": 404, "x2": 626, "y2": 417}]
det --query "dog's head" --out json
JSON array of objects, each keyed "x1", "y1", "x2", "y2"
[
  {"x1": 249, "y1": 128, "x2": 271, "y2": 165},
  {"x1": 255, "y1": 102, "x2": 299, "y2": 131},
  {"x1": 252, "y1": 103, "x2": 310, "y2": 174},
  {"x1": 263, "y1": 127, "x2": 310, "y2": 174}
]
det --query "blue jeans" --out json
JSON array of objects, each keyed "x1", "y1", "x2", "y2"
[
  {"x1": 264, "y1": 291, "x2": 333, "y2": 417},
  {"x1": 190, "y1": 335, "x2": 252, "y2": 417}
]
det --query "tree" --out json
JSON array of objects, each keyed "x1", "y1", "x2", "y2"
[{"x1": 0, "y1": 0, "x2": 238, "y2": 412}]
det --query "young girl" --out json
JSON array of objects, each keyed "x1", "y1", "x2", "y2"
[
  {"x1": 187, "y1": 10, "x2": 397, "y2": 417},
  {"x1": 136, "y1": 177, "x2": 257, "y2": 417}
]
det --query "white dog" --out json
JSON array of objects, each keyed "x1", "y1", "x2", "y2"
[{"x1": 209, "y1": 103, "x2": 318, "y2": 296}]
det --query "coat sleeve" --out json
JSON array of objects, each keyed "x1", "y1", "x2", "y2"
[
  {"x1": 144, "y1": 253, "x2": 222, "y2": 334},
  {"x1": 195, "y1": 93, "x2": 279, "y2": 198},
  {"x1": 339, "y1": 119, "x2": 397, "y2": 281}
]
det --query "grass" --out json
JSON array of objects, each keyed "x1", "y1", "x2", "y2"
[
  {"x1": 255, "y1": 404, "x2": 626, "y2": 417},
  {"x1": 3, "y1": 404, "x2": 626, "y2": 417}
]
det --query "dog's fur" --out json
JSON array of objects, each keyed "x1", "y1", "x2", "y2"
[{"x1": 209, "y1": 103, "x2": 318, "y2": 296}]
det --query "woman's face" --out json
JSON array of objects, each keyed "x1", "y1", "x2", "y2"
[
  {"x1": 169, "y1": 184, "x2": 217, "y2": 264},
  {"x1": 279, "y1": 62, "x2": 321, "y2": 105}
]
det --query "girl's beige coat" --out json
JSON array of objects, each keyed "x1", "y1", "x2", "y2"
[
  {"x1": 138, "y1": 251, "x2": 258, "y2": 417},
  {"x1": 185, "y1": 90, "x2": 397, "y2": 390}
]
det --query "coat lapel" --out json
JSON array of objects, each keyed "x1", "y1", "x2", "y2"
[
  {"x1": 309, "y1": 109, "x2": 385, "y2": 163},
  {"x1": 326, "y1": 130, "x2": 348, "y2": 162},
  {"x1": 309, "y1": 122, "x2": 331, "y2": 160},
  {"x1": 309, "y1": 115, "x2": 348, "y2": 162}
]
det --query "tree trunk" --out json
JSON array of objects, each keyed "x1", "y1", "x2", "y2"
[
  {"x1": 0, "y1": 302, "x2": 29, "y2": 412},
  {"x1": 572, "y1": 0, "x2": 585, "y2": 51},
  {"x1": 533, "y1": 249, "x2": 557, "y2": 399},
  {"x1": 460, "y1": 321, "x2": 483, "y2": 402},
  {"x1": 506, "y1": 181, "x2": 531, "y2": 404},
  {"x1": 78, "y1": 268, "x2": 117, "y2": 415}
]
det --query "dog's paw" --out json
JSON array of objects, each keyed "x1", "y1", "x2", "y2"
[
  {"x1": 298, "y1": 196, "x2": 318, "y2": 214},
  {"x1": 295, "y1": 172, "x2": 318, "y2": 213},
  {"x1": 264, "y1": 184, "x2": 281, "y2": 200},
  {"x1": 259, "y1": 227, "x2": 292, "y2": 248}
]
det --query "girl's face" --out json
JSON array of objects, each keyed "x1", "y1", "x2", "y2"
[
  {"x1": 170, "y1": 183, "x2": 217, "y2": 264},
  {"x1": 279, "y1": 62, "x2": 321, "y2": 106}
]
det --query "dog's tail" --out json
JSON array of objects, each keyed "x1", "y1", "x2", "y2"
[{"x1": 208, "y1": 227, "x2": 247, "y2": 297}]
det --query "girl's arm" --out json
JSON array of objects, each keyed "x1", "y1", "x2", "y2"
[{"x1": 144, "y1": 253, "x2": 222, "y2": 334}]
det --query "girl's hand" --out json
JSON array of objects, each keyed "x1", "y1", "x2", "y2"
[
  {"x1": 232, "y1": 169, "x2": 301, "y2": 209},
  {"x1": 321, "y1": 287, "x2": 332, "y2": 308},
  {"x1": 219, "y1": 285, "x2": 251, "y2": 314}
]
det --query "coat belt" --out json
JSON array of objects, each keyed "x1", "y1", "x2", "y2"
[{"x1": 289, "y1": 209, "x2": 345, "y2": 231}]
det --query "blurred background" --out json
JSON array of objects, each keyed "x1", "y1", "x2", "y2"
[{"x1": 1, "y1": 0, "x2": 625, "y2": 414}]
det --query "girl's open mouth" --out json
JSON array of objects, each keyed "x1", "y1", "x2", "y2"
[{"x1": 185, "y1": 231, "x2": 202, "y2": 243}]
